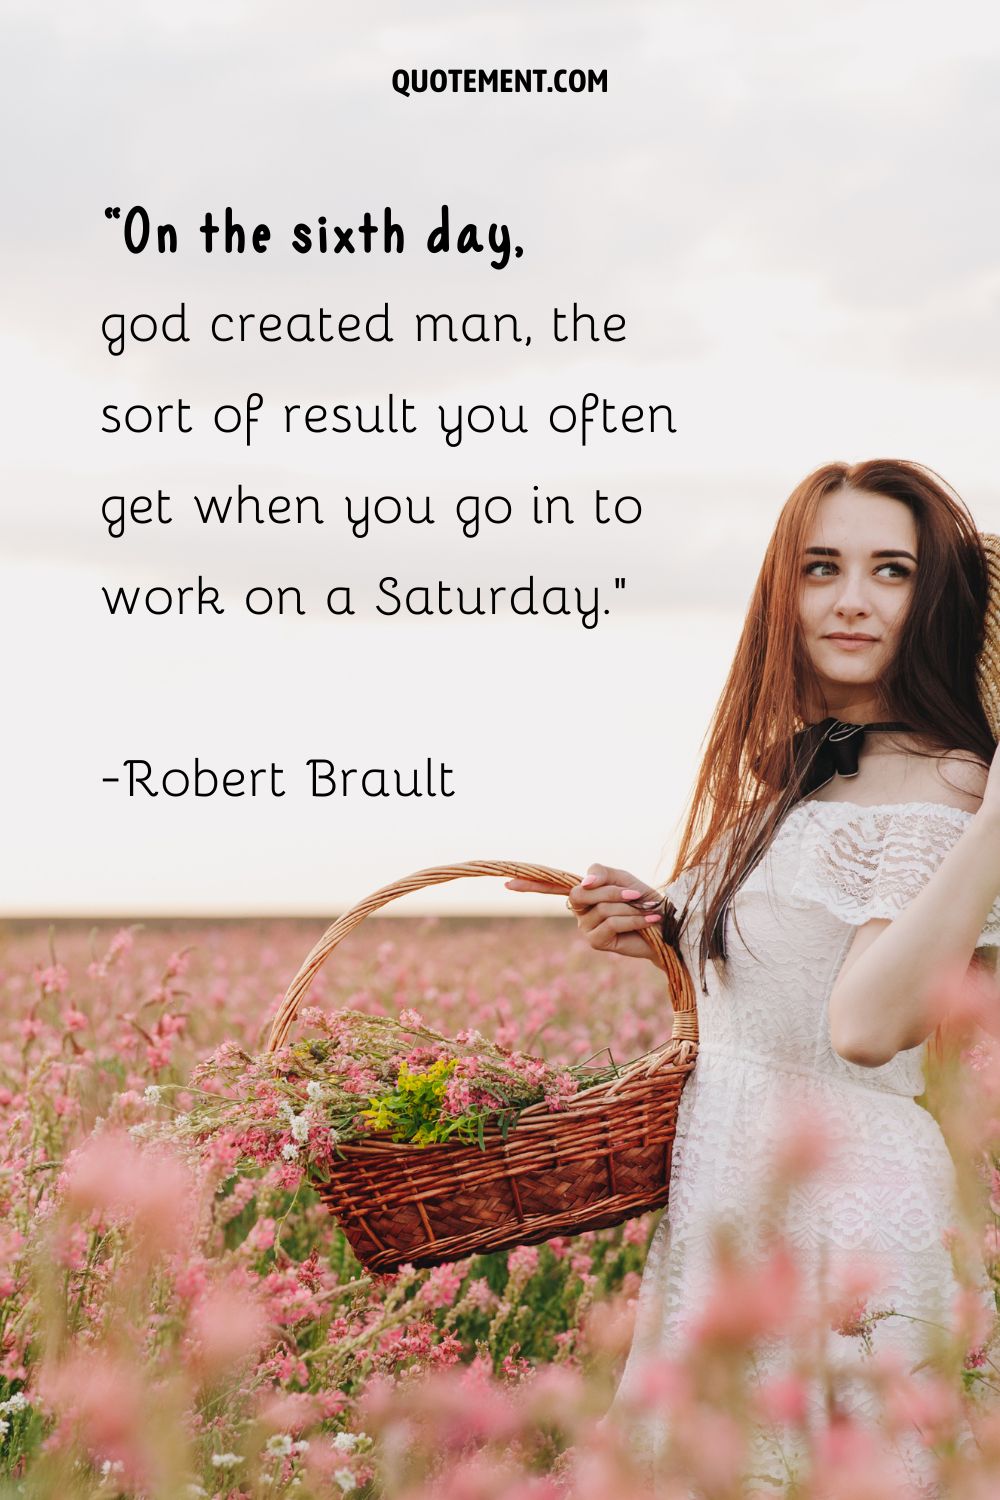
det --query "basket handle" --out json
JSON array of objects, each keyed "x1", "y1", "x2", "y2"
[{"x1": 266, "y1": 858, "x2": 696, "y2": 1055}]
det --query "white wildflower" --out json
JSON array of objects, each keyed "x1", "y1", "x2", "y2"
[
  {"x1": 293, "y1": 1439, "x2": 310, "y2": 1454},
  {"x1": 185, "y1": 1486, "x2": 208, "y2": 1498},
  {"x1": 0, "y1": 1392, "x2": 27, "y2": 1413},
  {"x1": 0, "y1": 1419, "x2": 8, "y2": 1441},
  {"x1": 265, "y1": 1434, "x2": 293, "y2": 1457},
  {"x1": 333, "y1": 1432, "x2": 358, "y2": 1452},
  {"x1": 306, "y1": 1081, "x2": 324, "y2": 1100},
  {"x1": 100, "y1": 1459, "x2": 124, "y2": 1478},
  {"x1": 281, "y1": 1142, "x2": 300, "y2": 1161},
  {"x1": 334, "y1": 1471, "x2": 356, "y2": 1494},
  {"x1": 278, "y1": 1099, "x2": 311, "y2": 1142},
  {"x1": 211, "y1": 1452, "x2": 242, "y2": 1468},
  {"x1": 144, "y1": 1085, "x2": 162, "y2": 1105}
]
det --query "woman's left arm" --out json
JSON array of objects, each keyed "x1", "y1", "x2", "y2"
[{"x1": 829, "y1": 745, "x2": 1000, "y2": 1066}]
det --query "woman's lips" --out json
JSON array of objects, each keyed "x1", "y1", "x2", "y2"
[{"x1": 823, "y1": 634, "x2": 878, "y2": 651}]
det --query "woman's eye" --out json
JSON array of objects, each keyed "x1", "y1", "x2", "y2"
[{"x1": 803, "y1": 560, "x2": 913, "y2": 579}]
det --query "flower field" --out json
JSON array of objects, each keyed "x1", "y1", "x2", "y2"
[{"x1": 2, "y1": 915, "x2": 1000, "y2": 1499}]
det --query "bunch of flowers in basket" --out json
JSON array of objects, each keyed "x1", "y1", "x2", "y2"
[{"x1": 154, "y1": 1006, "x2": 623, "y2": 1174}]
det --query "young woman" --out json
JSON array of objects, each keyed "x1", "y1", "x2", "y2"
[{"x1": 507, "y1": 459, "x2": 1000, "y2": 1492}]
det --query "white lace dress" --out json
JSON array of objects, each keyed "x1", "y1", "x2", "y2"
[{"x1": 608, "y1": 800, "x2": 1000, "y2": 1494}]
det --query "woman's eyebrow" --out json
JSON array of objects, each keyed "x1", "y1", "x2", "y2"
[{"x1": 804, "y1": 545, "x2": 918, "y2": 562}]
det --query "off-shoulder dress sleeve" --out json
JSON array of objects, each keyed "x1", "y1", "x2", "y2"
[
  {"x1": 781, "y1": 802, "x2": 1000, "y2": 953},
  {"x1": 659, "y1": 866, "x2": 697, "y2": 912}
]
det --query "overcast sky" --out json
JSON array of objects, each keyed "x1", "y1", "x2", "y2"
[{"x1": 3, "y1": 0, "x2": 999, "y2": 916}]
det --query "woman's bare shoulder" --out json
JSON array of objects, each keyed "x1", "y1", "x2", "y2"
[
  {"x1": 900, "y1": 747, "x2": 988, "y2": 813},
  {"x1": 858, "y1": 734, "x2": 988, "y2": 812}
]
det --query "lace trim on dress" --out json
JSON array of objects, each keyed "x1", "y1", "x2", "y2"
[
  {"x1": 662, "y1": 801, "x2": 1000, "y2": 949},
  {"x1": 772, "y1": 801, "x2": 1000, "y2": 948}
]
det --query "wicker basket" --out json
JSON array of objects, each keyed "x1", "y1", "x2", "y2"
[{"x1": 266, "y1": 859, "x2": 698, "y2": 1274}]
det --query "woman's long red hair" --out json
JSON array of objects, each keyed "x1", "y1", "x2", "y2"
[{"x1": 665, "y1": 459, "x2": 995, "y2": 1024}]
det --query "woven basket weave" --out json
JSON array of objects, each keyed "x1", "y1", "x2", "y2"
[
  {"x1": 266, "y1": 859, "x2": 697, "y2": 1273},
  {"x1": 979, "y1": 534, "x2": 1000, "y2": 742}
]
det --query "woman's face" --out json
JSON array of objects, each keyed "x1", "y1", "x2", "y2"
[{"x1": 798, "y1": 486, "x2": 918, "y2": 714}]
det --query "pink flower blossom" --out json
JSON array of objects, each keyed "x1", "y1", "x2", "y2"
[
  {"x1": 506, "y1": 1244, "x2": 540, "y2": 1280},
  {"x1": 756, "y1": 1373, "x2": 809, "y2": 1426},
  {"x1": 418, "y1": 1262, "x2": 466, "y2": 1310},
  {"x1": 188, "y1": 1282, "x2": 268, "y2": 1379},
  {"x1": 258, "y1": 1389, "x2": 320, "y2": 1433},
  {"x1": 244, "y1": 1217, "x2": 276, "y2": 1253},
  {"x1": 62, "y1": 1129, "x2": 195, "y2": 1257},
  {"x1": 463, "y1": 1277, "x2": 497, "y2": 1312},
  {"x1": 622, "y1": 1216, "x2": 650, "y2": 1247},
  {"x1": 38, "y1": 1352, "x2": 150, "y2": 1486},
  {"x1": 687, "y1": 1237, "x2": 800, "y2": 1346},
  {"x1": 108, "y1": 928, "x2": 133, "y2": 958},
  {"x1": 34, "y1": 964, "x2": 69, "y2": 996}
]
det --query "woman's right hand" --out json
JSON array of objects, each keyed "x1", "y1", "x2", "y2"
[{"x1": 504, "y1": 863, "x2": 664, "y2": 964}]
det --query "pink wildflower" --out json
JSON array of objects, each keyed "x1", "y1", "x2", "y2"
[
  {"x1": 951, "y1": 1285, "x2": 995, "y2": 1350},
  {"x1": 629, "y1": 1356, "x2": 692, "y2": 1410},
  {"x1": 38, "y1": 1352, "x2": 149, "y2": 1487},
  {"x1": 164, "y1": 950, "x2": 189, "y2": 979},
  {"x1": 500, "y1": 1348, "x2": 533, "y2": 1381},
  {"x1": 756, "y1": 1373, "x2": 809, "y2": 1426},
  {"x1": 830, "y1": 1296, "x2": 873, "y2": 1338},
  {"x1": 108, "y1": 928, "x2": 133, "y2": 958},
  {"x1": 34, "y1": 964, "x2": 69, "y2": 996},
  {"x1": 925, "y1": 957, "x2": 1000, "y2": 1033},
  {"x1": 770, "y1": 1100, "x2": 833, "y2": 1182},
  {"x1": 258, "y1": 1390, "x2": 321, "y2": 1434},
  {"x1": 882, "y1": 1369, "x2": 963, "y2": 1444},
  {"x1": 463, "y1": 1277, "x2": 497, "y2": 1312},
  {"x1": 244, "y1": 1217, "x2": 276, "y2": 1253},
  {"x1": 62, "y1": 1129, "x2": 195, "y2": 1256},
  {"x1": 418, "y1": 1262, "x2": 466, "y2": 1310},
  {"x1": 188, "y1": 1282, "x2": 268, "y2": 1380},
  {"x1": 622, "y1": 1216, "x2": 650, "y2": 1247},
  {"x1": 506, "y1": 1244, "x2": 540, "y2": 1281},
  {"x1": 427, "y1": 1333, "x2": 464, "y2": 1367},
  {"x1": 688, "y1": 1236, "x2": 800, "y2": 1346}
]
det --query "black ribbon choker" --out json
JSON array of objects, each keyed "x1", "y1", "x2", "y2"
[
  {"x1": 791, "y1": 717, "x2": 913, "y2": 799},
  {"x1": 660, "y1": 717, "x2": 913, "y2": 978}
]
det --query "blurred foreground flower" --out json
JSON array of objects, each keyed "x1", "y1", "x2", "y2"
[{"x1": 2, "y1": 923, "x2": 1000, "y2": 1496}]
